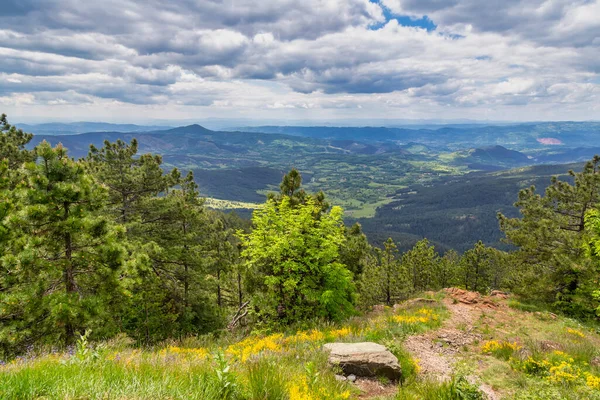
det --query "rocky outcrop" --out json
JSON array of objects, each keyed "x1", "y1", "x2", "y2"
[{"x1": 323, "y1": 342, "x2": 402, "y2": 381}]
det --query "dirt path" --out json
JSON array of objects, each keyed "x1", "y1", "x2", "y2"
[{"x1": 403, "y1": 295, "x2": 501, "y2": 400}]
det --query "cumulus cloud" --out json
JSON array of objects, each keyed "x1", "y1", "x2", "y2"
[
  {"x1": 381, "y1": 0, "x2": 600, "y2": 47},
  {"x1": 0, "y1": 0, "x2": 598, "y2": 121}
]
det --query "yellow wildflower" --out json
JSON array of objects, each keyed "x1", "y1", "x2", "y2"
[
  {"x1": 547, "y1": 361, "x2": 582, "y2": 385},
  {"x1": 414, "y1": 358, "x2": 422, "y2": 374},
  {"x1": 566, "y1": 328, "x2": 585, "y2": 338},
  {"x1": 226, "y1": 333, "x2": 283, "y2": 362},
  {"x1": 481, "y1": 340, "x2": 521, "y2": 354},
  {"x1": 586, "y1": 373, "x2": 600, "y2": 390},
  {"x1": 392, "y1": 308, "x2": 439, "y2": 325},
  {"x1": 288, "y1": 377, "x2": 316, "y2": 400},
  {"x1": 329, "y1": 327, "x2": 352, "y2": 339},
  {"x1": 285, "y1": 329, "x2": 325, "y2": 344},
  {"x1": 159, "y1": 346, "x2": 209, "y2": 359}
]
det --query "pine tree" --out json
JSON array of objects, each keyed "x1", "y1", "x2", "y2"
[
  {"x1": 585, "y1": 208, "x2": 600, "y2": 315},
  {"x1": 128, "y1": 171, "x2": 222, "y2": 340},
  {"x1": 339, "y1": 223, "x2": 371, "y2": 276},
  {"x1": 459, "y1": 241, "x2": 506, "y2": 293},
  {"x1": 358, "y1": 237, "x2": 409, "y2": 307},
  {"x1": 402, "y1": 239, "x2": 440, "y2": 293},
  {"x1": 437, "y1": 249, "x2": 460, "y2": 289},
  {"x1": 0, "y1": 114, "x2": 35, "y2": 254},
  {"x1": 499, "y1": 156, "x2": 600, "y2": 314},
  {"x1": 0, "y1": 114, "x2": 35, "y2": 170},
  {"x1": 86, "y1": 139, "x2": 177, "y2": 225},
  {"x1": 213, "y1": 212, "x2": 250, "y2": 310},
  {"x1": 0, "y1": 142, "x2": 126, "y2": 353},
  {"x1": 268, "y1": 168, "x2": 329, "y2": 213}
]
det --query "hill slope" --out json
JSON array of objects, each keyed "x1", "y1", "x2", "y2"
[
  {"x1": 358, "y1": 163, "x2": 583, "y2": 251},
  {"x1": 3, "y1": 290, "x2": 600, "y2": 399}
]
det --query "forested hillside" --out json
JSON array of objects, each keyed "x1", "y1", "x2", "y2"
[{"x1": 358, "y1": 163, "x2": 584, "y2": 251}]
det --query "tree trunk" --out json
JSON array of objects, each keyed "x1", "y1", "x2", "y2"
[
  {"x1": 217, "y1": 269, "x2": 222, "y2": 307},
  {"x1": 63, "y1": 202, "x2": 76, "y2": 346},
  {"x1": 237, "y1": 270, "x2": 243, "y2": 308}
]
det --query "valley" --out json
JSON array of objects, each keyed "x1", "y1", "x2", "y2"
[{"x1": 25, "y1": 121, "x2": 600, "y2": 251}]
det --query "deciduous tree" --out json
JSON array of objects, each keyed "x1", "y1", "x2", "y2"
[{"x1": 239, "y1": 197, "x2": 354, "y2": 325}]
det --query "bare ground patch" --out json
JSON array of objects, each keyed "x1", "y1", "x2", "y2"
[{"x1": 402, "y1": 290, "x2": 506, "y2": 399}]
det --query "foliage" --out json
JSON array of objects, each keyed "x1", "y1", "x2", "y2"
[
  {"x1": 459, "y1": 241, "x2": 508, "y2": 293},
  {"x1": 240, "y1": 197, "x2": 355, "y2": 326},
  {"x1": 86, "y1": 139, "x2": 236, "y2": 343},
  {"x1": 127, "y1": 171, "x2": 223, "y2": 340},
  {"x1": 86, "y1": 138, "x2": 177, "y2": 224},
  {"x1": 0, "y1": 141, "x2": 126, "y2": 354},
  {"x1": 339, "y1": 222, "x2": 371, "y2": 276},
  {"x1": 499, "y1": 157, "x2": 600, "y2": 316},
  {"x1": 0, "y1": 114, "x2": 35, "y2": 278},
  {"x1": 402, "y1": 238, "x2": 441, "y2": 293},
  {"x1": 358, "y1": 237, "x2": 409, "y2": 307},
  {"x1": 585, "y1": 208, "x2": 600, "y2": 315},
  {"x1": 481, "y1": 340, "x2": 521, "y2": 360},
  {"x1": 0, "y1": 114, "x2": 35, "y2": 170},
  {"x1": 267, "y1": 168, "x2": 328, "y2": 213}
]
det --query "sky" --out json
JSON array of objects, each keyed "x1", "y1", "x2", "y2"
[{"x1": 0, "y1": 0, "x2": 599, "y2": 124}]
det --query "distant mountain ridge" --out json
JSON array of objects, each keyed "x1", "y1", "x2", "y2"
[
  {"x1": 27, "y1": 124, "x2": 405, "y2": 161},
  {"x1": 237, "y1": 122, "x2": 600, "y2": 151},
  {"x1": 17, "y1": 122, "x2": 173, "y2": 136}
]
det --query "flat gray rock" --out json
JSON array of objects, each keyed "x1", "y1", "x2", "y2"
[{"x1": 323, "y1": 342, "x2": 402, "y2": 381}]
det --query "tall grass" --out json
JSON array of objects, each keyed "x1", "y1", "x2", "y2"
[
  {"x1": 0, "y1": 304, "x2": 447, "y2": 399},
  {"x1": 397, "y1": 375, "x2": 484, "y2": 400}
]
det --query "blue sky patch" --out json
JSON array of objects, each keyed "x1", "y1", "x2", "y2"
[{"x1": 369, "y1": 0, "x2": 437, "y2": 31}]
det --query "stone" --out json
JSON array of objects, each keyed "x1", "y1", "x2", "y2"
[
  {"x1": 347, "y1": 374, "x2": 357, "y2": 382},
  {"x1": 335, "y1": 375, "x2": 347, "y2": 381},
  {"x1": 323, "y1": 342, "x2": 402, "y2": 381},
  {"x1": 490, "y1": 290, "x2": 508, "y2": 298},
  {"x1": 372, "y1": 304, "x2": 386, "y2": 313}
]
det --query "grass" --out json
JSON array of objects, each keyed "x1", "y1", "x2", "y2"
[
  {"x1": 463, "y1": 296, "x2": 600, "y2": 399},
  {"x1": 344, "y1": 198, "x2": 396, "y2": 218},
  {"x1": 0, "y1": 303, "x2": 448, "y2": 400},
  {"x1": 397, "y1": 375, "x2": 484, "y2": 400},
  {"x1": 7, "y1": 292, "x2": 600, "y2": 399}
]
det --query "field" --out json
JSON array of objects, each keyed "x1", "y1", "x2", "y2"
[{"x1": 204, "y1": 198, "x2": 262, "y2": 211}]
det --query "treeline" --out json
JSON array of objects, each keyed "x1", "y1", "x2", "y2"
[
  {"x1": 2, "y1": 113, "x2": 600, "y2": 359},
  {"x1": 358, "y1": 239, "x2": 508, "y2": 307}
]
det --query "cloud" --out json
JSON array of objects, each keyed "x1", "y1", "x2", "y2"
[
  {"x1": 381, "y1": 0, "x2": 600, "y2": 47},
  {"x1": 0, "y1": 0, "x2": 598, "y2": 121}
]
